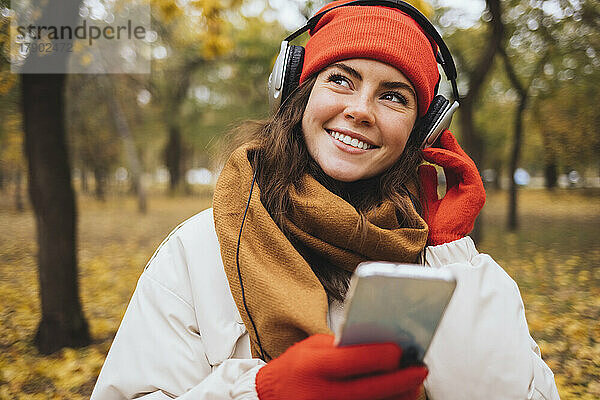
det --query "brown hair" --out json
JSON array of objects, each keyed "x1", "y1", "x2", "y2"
[{"x1": 226, "y1": 75, "x2": 424, "y2": 302}]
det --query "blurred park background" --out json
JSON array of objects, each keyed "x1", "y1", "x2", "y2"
[{"x1": 0, "y1": 0, "x2": 599, "y2": 398}]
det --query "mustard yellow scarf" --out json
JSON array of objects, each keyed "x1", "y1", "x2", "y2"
[{"x1": 213, "y1": 145, "x2": 428, "y2": 360}]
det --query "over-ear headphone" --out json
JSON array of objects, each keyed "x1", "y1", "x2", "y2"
[{"x1": 268, "y1": 0, "x2": 460, "y2": 148}]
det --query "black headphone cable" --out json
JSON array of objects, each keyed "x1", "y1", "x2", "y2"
[{"x1": 235, "y1": 168, "x2": 269, "y2": 361}]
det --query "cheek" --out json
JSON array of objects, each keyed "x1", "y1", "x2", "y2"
[
  {"x1": 304, "y1": 88, "x2": 342, "y2": 124},
  {"x1": 384, "y1": 116, "x2": 415, "y2": 151},
  {"x1": 302, "y1": 92, "x2": 332, "y2": 145},
  {"x1": 301, "y1": 105, "x2": 321, "y2": 160},
  {"x1": 302, "y1": 92, "x2": 317, "y2": 131}
]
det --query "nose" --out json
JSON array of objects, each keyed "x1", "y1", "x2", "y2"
[{"x1": 344, "y1": 94, "x2": 375, "y2": 126}]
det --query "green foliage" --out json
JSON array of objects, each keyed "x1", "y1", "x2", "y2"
[
  {"x1": 536, "y1": 80, "x2": 600, "y2": 173},
  {"x1": 0, "y1": 77, "x2": 22, "y2": 179},
  {"x1": 67, "y1": 76, "x2": 121, "y2": 178},
  {"x1": 443, "y1": 22, "x2": 491, "y2": 86},
  {"x1": 437, "y1": 0, "x2": 600, "y2": 177},
  {"x1": 0, "y1": 2, "x2": 19, "y2": 163},
  {"x1": 183, "y1": 15, "x2": 286, "y2": 155},
  {"x1": 500, "y1": 0, "x2": 599, "y2": 174},
  {"x1": 528, "y1": 0, "x2": 600, "y2": 173}
]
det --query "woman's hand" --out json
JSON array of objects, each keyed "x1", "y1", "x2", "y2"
[
  {"x1": 418, "y1": 131, "x2": 485, "y2": 246},
  {"x1": 255, "y1": 334, "x2": 427, "y2": 400}
]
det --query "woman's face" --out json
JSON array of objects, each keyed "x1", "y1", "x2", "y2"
[{"x1": 302, "y1": 58, "x2": 418, "y2": 182}]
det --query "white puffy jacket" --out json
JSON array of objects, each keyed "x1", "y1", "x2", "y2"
[{"x1": 90, "y1": 208, "x2": 560, "y2": 400}]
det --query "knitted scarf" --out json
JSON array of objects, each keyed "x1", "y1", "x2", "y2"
[{"x1": 213, "y1": 145, "x2": 429, "y2": 361}]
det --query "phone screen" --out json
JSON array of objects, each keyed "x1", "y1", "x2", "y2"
[{"x1": 335, "y1": 262, "x2": 456, "y2": 365}]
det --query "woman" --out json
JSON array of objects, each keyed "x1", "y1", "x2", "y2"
[{"x1": 91, "y1": 1, "x2": 560, "y2": 399}]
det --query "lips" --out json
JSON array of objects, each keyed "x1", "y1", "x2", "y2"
[{"x1": 325, "y1": 129, "x2": 378, "y2": 150}]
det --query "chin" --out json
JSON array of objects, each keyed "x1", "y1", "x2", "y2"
[{"x1": 320, "y1": 165, "x2": 368, "y2": 183}]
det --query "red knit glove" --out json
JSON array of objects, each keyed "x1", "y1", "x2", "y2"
[
  {"x1": 418, "y1": 131, "x2": 486, "y2": 246},
  {"x1": 255, "y1": 334, "x2": 428, "y2": 400}
]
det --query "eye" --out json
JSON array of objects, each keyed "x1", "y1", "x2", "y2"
[
  {"x1": 326, "y1": 73, "x2": 352, "y2": 89},
  {"x1": 381, "y1": 91, "x2": 408, "y2": 105}
]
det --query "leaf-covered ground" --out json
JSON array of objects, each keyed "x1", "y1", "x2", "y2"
[
  {"x1": 0, "y1": 189, "x2": 598, "y2": 399},
  {"x1": 478, "y1": 189, "x2": 600, "y2": 399}
]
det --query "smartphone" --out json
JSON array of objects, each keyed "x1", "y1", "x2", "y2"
[{"x1": 334, "y1": 262, "x2": 456, "y2": 366}]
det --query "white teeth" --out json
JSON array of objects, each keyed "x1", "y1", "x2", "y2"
[{"x1": 327, "y1": 130, "x2": 371, "y2": 150}]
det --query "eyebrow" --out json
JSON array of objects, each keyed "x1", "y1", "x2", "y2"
[
  {"x1": 381, "y1": 81, "x2": 417, "y2": 102},
  {"x1": 327, "y1": 62, "x2": 417, "y2": 102},
  {"x1": 328, "y1": 62, "x2": 363, "y2": 81}
]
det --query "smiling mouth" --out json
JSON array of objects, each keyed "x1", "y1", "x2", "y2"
[{"x1": 326, "y1": 129, "x2": 377, "y2": 150}]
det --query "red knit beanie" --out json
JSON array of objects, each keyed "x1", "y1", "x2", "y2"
[{"x1": 299, "y1": 0, "x2": 439, "y2": 117}]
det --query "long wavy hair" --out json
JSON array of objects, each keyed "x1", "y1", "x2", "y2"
[{"x1": 226, "y1": 74, "x2": 425, "y2": 302}]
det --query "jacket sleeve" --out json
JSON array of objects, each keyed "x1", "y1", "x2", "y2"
[
  {"x1": 90, "y1": 216, "x2": 265, "y2": 400},
  {"x1": 423, "y1": 237, "x2": 560, "y2": 400}
]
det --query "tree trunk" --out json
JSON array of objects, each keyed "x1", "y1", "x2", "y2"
[
  {"x1": 457, "y1": 101, "x2": 485, "y2": 243},
  {"x1": 544, "y1": 161, "x2": 557, "y2": 190},
  {"x1": 15, "y1": 169, "x2": 24, "y2": 212},
  {"x1": 457, "y1": 101, "x2": 485, "y2": 169},
  {"x1": 507, "y1": 96, "x2": 527, "y2": 230},
  {"x1": 500, "y1": 46, "x2": 548, "y2": 230},
  {"x1": 102, "y1": 77, "x2": 147, "y2": 213},
  {"x1": 457, "y1": 0, "x2": 503, "y2": 166},
  {"x1": 533, "y1": 102, "x2": 558, "y2": 190},
  {"x1": 159, "y1": 60, "x2": 202, "y2": 194},
  {"x1": 165, "y1": 125, "x2": 183, "y2": 192},
  {"x1": 22, "y1": 74, "x2": 90, "y2": 354},
  {"x1": 451, "y1": 0, "x2": 504, "y2": 244},
  {"x1": 93, "y1": 167, "x2": 106, "y2": 202},
  {"x1": 80, "y1": 168, "x2": 89, "y2": 194},
  {"x1": 492, "y1": 159, "x2": 502, "y2": 190}
]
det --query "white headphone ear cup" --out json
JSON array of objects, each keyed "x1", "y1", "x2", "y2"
[
  {"x1": 280, "y1": 45, "x2": 305, "y2": 106},
  {"x1": 268, "y1": 42, "x2": 291, "y2": 112}
]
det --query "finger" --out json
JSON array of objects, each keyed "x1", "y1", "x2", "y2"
[
  {"x1": 302, "y1": 333, "x2": 335, "y2": 348},
  {"x1": 424, "y1": 148, "x2": 478, "y2": 194},
  {"x1": 422, "y1": 148, "x2": 462, "y2": 191},
  {"x1": 334, "y1": 366, "x2": 428, "y2": 400},
  {"x1": 421, "y1": 147, "x2": 469, "y2": 170},
  {"x1": 422, "y1": 149, "x2": 462, "y2": 193},
  {"x1": 436, "y1": 131, "x2": 479, "y2": 173},
  {"x1": 423, "y1": 147, "x2": 481, "y2": 184},
  {"x1": 438, "y1": 130, "x2": 470, "y2": 160},
  {"x1": 422, "y1": 148, "x2": 470, "y2": 180},
  {"x1": 317, "y1": 342, "x2": 402, "y2": 379}
]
